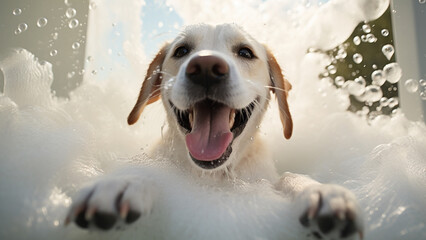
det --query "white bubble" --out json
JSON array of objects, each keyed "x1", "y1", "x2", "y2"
[
  {"x1": 362, "y1": 24, "x2": 371, "y2": 33},
  {"x1": 67, "y1": 71, "x2": 75, "y2": 79},
  {"x1": 344, "y1": 79, "x2": 365, "y2": 96},
  {"x1": 381, "y1": 29, "x2": 389, "y2": 37},
  {"x1": 335, "y1": 76, "x2": 345, "y2": 87},
  {"x1": 420, "y1": 91, "x2": 426, "y2": 100},
  {"x1": 72, "y1": 42, "x2": 80, "y2": 50},
  {"x1": 387, "y1": 97, "x2": 399, "y2": 108},
  {"x1": 91, "y1": 70, "x2": 97, "y2": 75},
  {"x1": 66, "y1": 8, "x2": 76, "y2": 18},
  {"x1": 89, "y1": 2, "x2": 97, "y2": 10},
  {"x1": 52, "y1": 32, "x2": 58, "y2": 40},
  {"x1": 419, "y1": 79, "x2": 426, "y2": 87},
  {"x1": 367, "y1": 33, "x2": 377, "y2": 43},
  {"x1": 50, "y1": 49, "x2": 58, "y2": 57},
  {"x1": 380, "y1": 97, "x2": 389, "y2": 107},
  {"x1": 353, "y1": 53, "x2": 363, "y2": 64},
  {"x1": 17, "y1": 23, "x2": 28, "y2": 33},
  {"x1": 86, "y1": 56, "x2": 93, "y2": 62},
  {"x1": 383, "y1": 62, "x2": 402, "y2": 83},
  {"x1": 404, "y1": 79, "x2": 419, "y2": 93},
  {"x1": 382, "y1": 44, "x2": 395, "y2": 60},
  {"x1": 14, "y1": 28, "x2": 22, "y2": 35},
  {"x1": 336, "y1": 48, "x2": 347, "y2": 59},
  {"x1": 37, "y1": 18, "x2": 48, "y2": 28},
  {"x1": 158, "y1": 21, "x2": 164, "y2": 28},
  {"x1": 420, "y1": 0, "x2": 426, "y2": 4},
  {"x1": 371, "y1": 70, "x2": 386, "y2": 86},
  {"x1": 13, "y1": 8, "x2": 22, "y2": 16},
  {"x1": 355, "y1": 76, "x2": 366, "y2": 86},
  {"x1": 68, "y1": 19, "x2": 79, "y2": 29},
  {"x1": 327, "y1": 65, "x2": 337, "y2": 74},
  {"x1": 363, "y1": 85, "x2": 383, "y2": 102},
  {"x1": 353, "y1": 36, "x2": 361, "y2": 45}
]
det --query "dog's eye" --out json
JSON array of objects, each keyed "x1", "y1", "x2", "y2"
[
  {"x1": 238, "y1": 48, "x2": 254, "y2": 59},
  {"x1": 173, "y1": 46, "x2": 190, "y2": 58}
]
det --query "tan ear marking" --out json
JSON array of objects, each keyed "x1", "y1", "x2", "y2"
[
  {"x1": 128, "y1": 44, "x2": 169, "y2": 125},
  {"x1": 265, "y1": 46, "x2": 293, "y2": 139}
]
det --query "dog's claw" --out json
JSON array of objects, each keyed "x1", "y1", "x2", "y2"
[{"x1": 93, "y1": 212, "x2": 117, "y2": 230}]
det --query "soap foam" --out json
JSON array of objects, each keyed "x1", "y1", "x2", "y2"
[{"x1": 1, "y1": 0, "x2": 425, "y2": 239}]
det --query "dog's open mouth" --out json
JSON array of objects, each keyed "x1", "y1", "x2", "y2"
[{"x1": 171, "y1": 99, "x2": 256, "y2": 169}]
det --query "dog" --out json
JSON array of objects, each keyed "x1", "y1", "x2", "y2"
[{"x1": 66, "y1": 23, "x2": 363, "y2": 240}]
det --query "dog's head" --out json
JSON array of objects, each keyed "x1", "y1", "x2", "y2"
[{"x1": 128, "y1": 23, "x2": 292, "y2": 171}]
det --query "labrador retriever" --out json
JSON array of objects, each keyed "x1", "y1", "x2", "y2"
[{"x1": 66, "y1": 23, "x2": 363, "y2": 240}]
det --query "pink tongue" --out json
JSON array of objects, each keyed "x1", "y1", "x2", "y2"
[{"x1": 185, "y1": 101, "x2": 233, "y2": 161}]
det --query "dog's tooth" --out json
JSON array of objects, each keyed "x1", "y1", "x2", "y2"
[
  {"x1": 229, "y1": 110, "x2": 235, "y2": 128},
  {"x1": 189, "y1": 111, "x2": 193, "y2": 128}
]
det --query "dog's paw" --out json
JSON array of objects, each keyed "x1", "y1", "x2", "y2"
[
  {"x1": 297, "y1": 184, "x2": 363, "y2": 240},
  {"x1": 65, "y1": 177, "x2": 156, "y2": 230}
]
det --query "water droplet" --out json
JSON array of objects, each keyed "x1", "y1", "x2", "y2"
[
  {"x1": 17, "y1": 23, "x2": 28, "y2": 33},
  {"x1": 353, "y1": 36, "x2": 361, "y2": 45},
  {"x1": 66, "y1": 8, "x2": 76, "y2": 18},
  {"x1": 79, "y1": 69, "x2": 85, "y2": 75},
  {"x1": 72, "y1": 42, "x2": 80, "y2": 50},
  {"x1": 91, "y1": 70, "x2": 97, "y2": 75},
  {"x1": 353, "y1": 53, "x2": 363, "y2": 64},
  {"x1": 383, "y1": 62, "x2": 402, "y2": 83},
  {"x1": 381, "y1": 29, "x2": 389, "y2": 37},
  {"x1": 404, "y1": 79, "x2": 419, "y2": 93},
  {"x1": 387, "y1": 97, "x2": 399, "y2": 108},
  {"x1": 420, "y1": 0, "x2": 426, "y2": 4},
  {"x1": 89, "y1": 2, "x2": 97, "y2": 10},
  {"x1": 67, "y1": 71, "x2": 75, "y2": 79},
  {"x1": 382, "y1": 44, "x2": 395, "y2": 60},
  {"x1": 51, "y1": 32, "x2": 59, "y2": 40},
  {"x1": 68, "y1": 18, "x2": 79, "y2": 29},
  {"x1": 13, "y1": 8, "x2": 22, "y2": 16},
  {"x1": 371, "y1": 70, "x2": 386, "y2": 86},
  {"x1": 419, "y1": 79, "x2": 426, "y2": 87},
  {"x1": 372, "y1": 64, "x2": 378, "y2": 69},
  {"x1": 14, "y1": 28, "x2": 22, "y2": 35},
  {"x1": 327, "y1": 65, "x2": 337, "y2": 74},
  {"x1": 335, "y1": 76, "x2": 345, "y2": 87},
  {"x1": 50, "y1": 49, "x2": 58, "y2": 56},
  {"x1": 420, "y1": 91, "x2": 426, "y2": 100},
  {"x1": 367, "y1": 33, "x2": 377, "y2": 43},
  {"x1": 361, "y1": 35, "x2": 368, "y2": 42},
  {"x1": 362, "y1": 24, "x2": 371, "y2": 33},
  {"x1": 86, "y1": 56, "x2": 93, "y2": 62},
  {"x1": 336, "y1": 48, "x2": 347, "y2": 59},
  {"x1": 158, "y1": 21, "x2": 164, "y2": 28},
  {"x1": 37, "y1": 17, "x2": 48, "y2": 27}
]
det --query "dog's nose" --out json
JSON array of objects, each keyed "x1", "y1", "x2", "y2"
[{"x1": 186, "y1": 52, "x2": 229, "y2": 88}]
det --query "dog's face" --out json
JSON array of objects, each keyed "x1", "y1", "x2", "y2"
[{"x1": 128, "y1": 24, "x2": 292, "y2": 171}]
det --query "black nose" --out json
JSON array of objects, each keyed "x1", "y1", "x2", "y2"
[{"x1": 185, "y1": 53, "x2": 229, "y2": 88}]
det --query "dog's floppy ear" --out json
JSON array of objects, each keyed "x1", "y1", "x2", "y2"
[
  {"x1": 265, "y1": 47, "x2": 293, "y2": 139},
  {"x1": 128, "y1": 44, "x2": 169, "y2": 125}
]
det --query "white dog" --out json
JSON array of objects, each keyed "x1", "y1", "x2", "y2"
[{"x1": 66, "y1": 23, "x2": 363, "y2": 240}]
